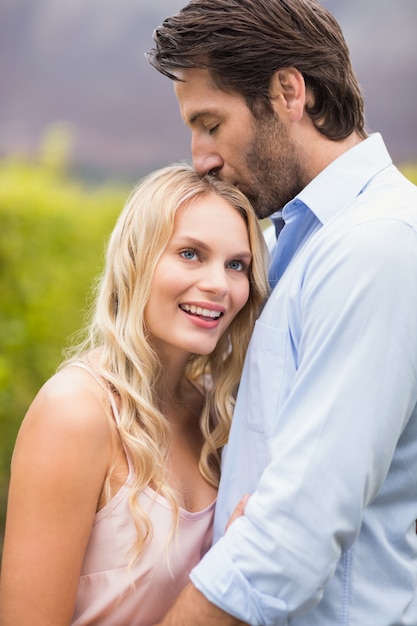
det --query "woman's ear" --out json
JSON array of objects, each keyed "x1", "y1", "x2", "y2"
[{"x1": 269, "y1": 67, "x2": 306, "y2": 122}]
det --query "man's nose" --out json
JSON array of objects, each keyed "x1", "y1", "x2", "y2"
[{"x1": 192, "y1": 136, "x2": 223, "y2": 177}]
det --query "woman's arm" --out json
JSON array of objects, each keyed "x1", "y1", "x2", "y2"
[{"x1": 0, "y1": 368, "x2": 112, "y2": 626}]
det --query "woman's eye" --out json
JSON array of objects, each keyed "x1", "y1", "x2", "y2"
[
  {"x1": 228, "y1": 259, "x2": 248, "y2": 272},
  {"x1": 180, "y1": 248, "x2": 198, "y2": 261}
]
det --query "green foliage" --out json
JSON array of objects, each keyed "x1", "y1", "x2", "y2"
[
  {"x1": 0, "y1": 153, "x2": 129, "y2": 552},
  {"x1": 400, "y1": 162, "x2": 417, "y2": 185}
]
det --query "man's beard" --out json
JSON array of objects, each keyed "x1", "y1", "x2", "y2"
[{"x1": 244, "y1": 112, "x2": 304, "y2": 219}]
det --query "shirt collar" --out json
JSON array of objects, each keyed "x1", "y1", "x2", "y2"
[{"x1": 270, "y1": 133, "x2": 392, "y2": 228}]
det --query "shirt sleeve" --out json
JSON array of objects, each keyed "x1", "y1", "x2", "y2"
[{"x1": 191, "y1": 217, "x2": 417, "y2": 625}]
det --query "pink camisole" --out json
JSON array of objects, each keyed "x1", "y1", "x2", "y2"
[{"x1": 69, "y1": 364, "x2": 215, "y2": 626}]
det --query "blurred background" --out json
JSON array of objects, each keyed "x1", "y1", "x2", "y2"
[
  {"x1": 1, "y1": 0, "x2": 416, "y2": 178},
  {"x1": 1, "y1": 0, "x2": 416, "y2": 554}
]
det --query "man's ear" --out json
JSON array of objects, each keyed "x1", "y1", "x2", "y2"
[{"x1": 269, "y1": 67, "x2": 306, "y2": 122}]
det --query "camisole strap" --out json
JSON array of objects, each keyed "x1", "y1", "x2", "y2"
[
  {"x1": 66, "y1": 361, "x2": 134, "y2": 476},
  {"x1": 67, "y1": 361, "x2": 120, "y2": 424}
]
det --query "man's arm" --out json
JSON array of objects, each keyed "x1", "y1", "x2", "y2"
[{"x1": 155, "y1": 583, "x2": 247, "y2": 626}]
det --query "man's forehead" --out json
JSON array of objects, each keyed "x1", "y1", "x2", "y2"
[
  {"x1": 171, "y1": 67, "x2": 215, "y2": 85},
  {"x1": 173, "y1": 70, "x2": 221, "y2": 119}
]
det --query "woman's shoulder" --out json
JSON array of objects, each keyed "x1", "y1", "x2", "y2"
[
  {"x1": 22, "y1": 363, "x2": 113, "y2": 445},
  {"x1": 9, "y1": 362, "x2": 114, "y2": 513}
]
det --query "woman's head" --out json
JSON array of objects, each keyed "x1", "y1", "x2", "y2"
[
  {"x1": 145, "y1": 190, "x2": 253, "y2": 362},
  {"x1": 96, "y1": 163, "x2": 268, "y2": 369},
  {"x1": 148, "y1": 0, "x2": 366, "y2": 140}
]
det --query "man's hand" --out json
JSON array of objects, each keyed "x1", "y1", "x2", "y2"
[
  {"x1": 154, "y1": 582, "x2": 248, "y2": 626},
  {"x1": 226, "y1": 494, "x2": 250, "y2": 531}
]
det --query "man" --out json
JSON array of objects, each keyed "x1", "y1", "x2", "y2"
[{"x1": 147, "y1": 1, "x2": 417, "y2": 624}]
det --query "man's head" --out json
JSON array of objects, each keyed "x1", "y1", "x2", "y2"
[
  {"x1": 147, "y1": 0, "x2": 365, "y2": 140},
  {"x1": 147, "y1": 0, "x2": 366, "y2": 217}
]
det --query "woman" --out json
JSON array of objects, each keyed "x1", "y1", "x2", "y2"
[{"x1": 0, "y1": 164, "x2": 269, "y2": 625}]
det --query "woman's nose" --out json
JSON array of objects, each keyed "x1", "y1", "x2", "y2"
[{"x1": 198, "y1": 264, "x2": 230, "y2": 297}]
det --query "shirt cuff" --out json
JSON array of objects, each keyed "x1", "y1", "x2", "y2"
[{"x1": 190, "y1": 538, "x2": 288, "y2": 626}]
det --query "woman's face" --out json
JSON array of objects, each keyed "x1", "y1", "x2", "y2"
[{"x1": 144, "y1": 192, "x2": 252, "y2": 364}]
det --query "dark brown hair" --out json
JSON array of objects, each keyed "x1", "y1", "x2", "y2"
[{"x1": 147, "y1": 0, "x2": 366, "y2": 140}]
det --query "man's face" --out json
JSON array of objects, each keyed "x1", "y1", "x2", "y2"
[{"x1": 174, "y1": 68, "x2": 304, "y2": 218}]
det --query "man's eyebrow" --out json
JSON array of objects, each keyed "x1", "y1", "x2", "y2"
[{"x1": 187, "y1": 109, "x2": 218, "y2": 125}]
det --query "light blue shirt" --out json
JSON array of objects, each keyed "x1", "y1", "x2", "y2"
[{"x1": 191, "y1": 134, "x2": 417, "y2": 625}]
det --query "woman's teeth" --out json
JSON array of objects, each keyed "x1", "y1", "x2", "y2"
[{"x1": 180, "y1": 304, "x2": 222, "y2": 319}]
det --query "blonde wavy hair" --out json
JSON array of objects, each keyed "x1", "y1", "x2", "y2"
[{"x1": 63, "y1": 163, "x2": 269, "y2": 559}]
